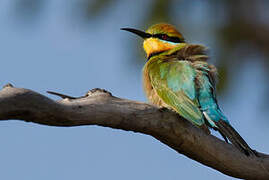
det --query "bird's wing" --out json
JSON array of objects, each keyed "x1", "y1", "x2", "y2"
[
  {"x1": 148, "y1": 58, "x2": 204, "y2": 126},
  {"x1": 193, "y1": 61, "x2": 256, "y2": 156}
]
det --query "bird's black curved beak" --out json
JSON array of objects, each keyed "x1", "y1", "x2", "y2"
[{"x1": 121, "y1": 28, "x2": 151, "y2": 39}]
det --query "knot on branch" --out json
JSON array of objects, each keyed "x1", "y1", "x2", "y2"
[
  {"x1": 86, "y1": 88, "x2": 112, "y2": 97},
  {"x1": 3, "y1": 83, "x2": 14, "y2": 89}
]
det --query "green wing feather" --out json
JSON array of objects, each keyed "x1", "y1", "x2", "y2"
[{"x1": 148, "y1": 58, "x2": 204, "y2": 126}]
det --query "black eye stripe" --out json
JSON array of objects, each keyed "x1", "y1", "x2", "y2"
[{"x1": 152, "y1": 34, "x2": 184, "y2": 43}]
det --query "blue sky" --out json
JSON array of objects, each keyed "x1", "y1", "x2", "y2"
[{"x1": 0, "y1": 1, "x2": 268, "y2": 179}]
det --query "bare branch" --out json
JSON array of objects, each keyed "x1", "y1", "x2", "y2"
[{"x1": 0, "y1": 84, "x2": 268, "y2": 179}]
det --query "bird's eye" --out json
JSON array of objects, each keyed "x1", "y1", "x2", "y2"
[{"x1": 161, "y1": 34, "x2": 168, "y2": 40}]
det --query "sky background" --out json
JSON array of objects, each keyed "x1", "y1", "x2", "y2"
[{"x1": 0, "y1": 0, "x2": 268, "y2": 179}]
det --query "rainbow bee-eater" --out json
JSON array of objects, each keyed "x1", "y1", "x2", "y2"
[{"x1": 121, "y1": 23, "x2": 255, "y2": 156}]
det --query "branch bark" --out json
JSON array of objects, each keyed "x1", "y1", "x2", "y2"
[{"x1": 0, "y1": 84, "x2": 268, "y2": 180}]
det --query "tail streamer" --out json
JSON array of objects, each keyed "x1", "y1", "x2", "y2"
[{"x1": 216, "y1": 120, "x2": 257, "y2": 156}]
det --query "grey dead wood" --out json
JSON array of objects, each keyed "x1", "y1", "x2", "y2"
[{"x1": 0, "y1": 84, "x2": 268, "y2": 180}]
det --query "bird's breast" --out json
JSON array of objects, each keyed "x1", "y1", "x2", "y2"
[{"x1": 142, "y1": 63, "x2": 167, "y2": 107}]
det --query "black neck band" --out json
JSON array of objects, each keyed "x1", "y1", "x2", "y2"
[{"x1": 147, "y1": 51, "x2": 165, "y2": 60}]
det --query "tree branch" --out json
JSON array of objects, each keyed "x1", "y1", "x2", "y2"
[{"x1": 0, "y1": 84, "x2": 268, "y2": 179}]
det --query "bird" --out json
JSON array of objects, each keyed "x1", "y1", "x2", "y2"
[{"x1": 121, "y1": 23, "x2": 256, "y2": 156}]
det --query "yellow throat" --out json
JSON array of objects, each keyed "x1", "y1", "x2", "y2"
[{"x1": 143, "y1": 38, "x2": 178, "y2": 58}]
